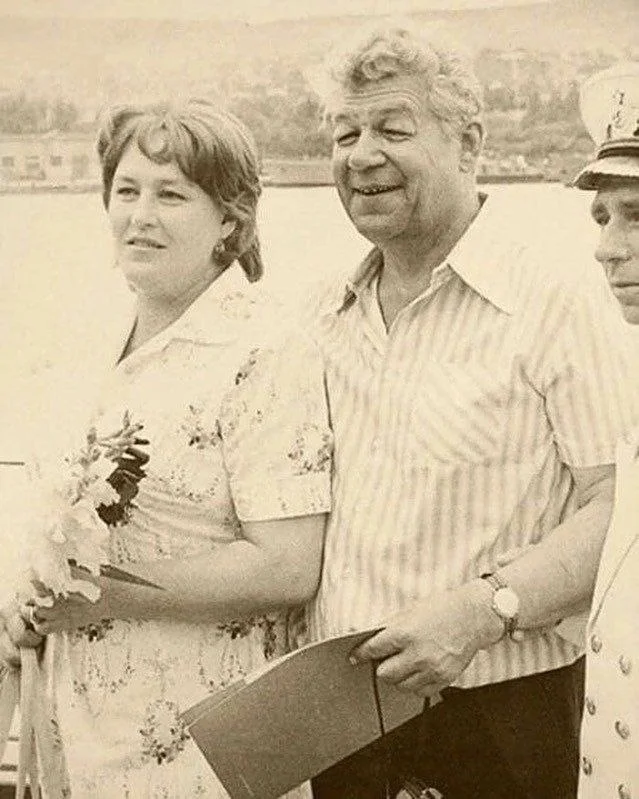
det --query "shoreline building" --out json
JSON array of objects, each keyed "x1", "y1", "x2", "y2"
[{"x1": 0, "y1": 130, "x2": 100, "y2": 188}]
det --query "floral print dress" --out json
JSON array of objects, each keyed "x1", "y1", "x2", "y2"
[{"x1": 48, "y1": 266, "x2": 332, "y2": 799}]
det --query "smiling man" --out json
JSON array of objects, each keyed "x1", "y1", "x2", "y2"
[
  {"x1": 306, "y1": 22, "x2": 639, "y2": 799},
  {"x1": 571, "y1": 62, "x2": 639, "y2": 799}
]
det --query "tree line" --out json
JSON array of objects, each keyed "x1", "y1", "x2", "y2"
[
  {"x1": 0, "y1": 94, "x2": 79, "y2": 135},
  {"x1": 0, "y1": 51, "x2": 596, "y2": 177}
]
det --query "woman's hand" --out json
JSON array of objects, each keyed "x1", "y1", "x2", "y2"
[
  {"x1": 19, "y1": 591, "x2": 107, "y2": 636},
  {"x1": 0, "y1": 604, "x2": 44, "y2": 667},
  {"x1": 17, "y1": 572, "x2": 107, "y2": 636}
]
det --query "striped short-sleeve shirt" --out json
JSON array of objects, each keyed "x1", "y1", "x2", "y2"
[{"x1": 306, "y1": 195, "x2": 639, "y2": 688}]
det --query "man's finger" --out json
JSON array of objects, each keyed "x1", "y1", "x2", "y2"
[
  {"x1": 393, "y1": 671, "x2": 449, "y2": 697},
  {"x1": 375, "y1": 655, "x2": 422, "y2": 685},
  {"x1": 373, "y1": 650, "x2": 445, "y2": 686},
  {"x1": 350, "y1": 630, "x2": 401, "y2": 663}
]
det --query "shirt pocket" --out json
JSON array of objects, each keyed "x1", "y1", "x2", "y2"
[{"x1": 406, "y1": 360, "x2": 509, "y2": 465}]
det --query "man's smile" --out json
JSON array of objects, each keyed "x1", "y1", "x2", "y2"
[
  {"x1": 351, "y1": 184, "x2": 401, "y2": 196},
  {"x1": 126, "y1": 236, "x2": 166, "y2": 249}
]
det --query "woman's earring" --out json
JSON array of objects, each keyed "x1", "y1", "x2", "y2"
[{"x1": 212, "y1": 239, "x2": 226, "y2": 260}]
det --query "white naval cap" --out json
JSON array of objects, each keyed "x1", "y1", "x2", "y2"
[{"x1": 573, "y1": 61, "x2": 639, "y2": 189}]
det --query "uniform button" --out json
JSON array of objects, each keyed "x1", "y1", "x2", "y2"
[
  {"x1": 618, "y1": 785, "x2": 631, "y2": 799},
  {"x1": 590, "y1": 634, "x2": 603, "y2": 653},
  {"x1": 619, "y1": 655, "x2": 633, "y2": 675},
  {"x1": 585, "y1": 697, "x2": 596, "y2": 715},
  {"x1": 582, "y1": 756, "x2": 593, "y2": 776},
  {"x1": 615, "y1": 720, "x2": 631, "y2": 740}
]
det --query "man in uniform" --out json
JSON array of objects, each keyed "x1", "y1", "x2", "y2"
[{"x1": 572, "y1": 61, "x2": 639, "y2": 799}]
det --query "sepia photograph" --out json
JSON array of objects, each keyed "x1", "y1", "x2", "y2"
[{"x1": 0, "y1": 0, "x2": 638, "y2": 797}]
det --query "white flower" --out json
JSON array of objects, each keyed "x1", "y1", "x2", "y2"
[
  {"x1": 88, "y1": 456, "x2": 117, "y2": 484},
  {"x1": 12, "y1": 413, "x2": 146, "y2": 605},
  {"x1": 64, "y1": 499, "x2": 109, "y2": 573},
  {"x1": 86, "y1": 480, "x2": 119, "y2": 508},
  {"x1": 25, "y1": 545, "x2": 73, "y2": 599}
]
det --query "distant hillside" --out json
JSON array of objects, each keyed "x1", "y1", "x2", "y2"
[{"x1": 1, "y1": 0, "x2": 637, "y2": 110}]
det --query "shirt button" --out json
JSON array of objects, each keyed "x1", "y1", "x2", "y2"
[
  {"x1": 618, "y1": 785, "x2": 631, "y2": 799},
  {"x1": 582, "y1": 756, "x2": 593, "y2": 776},
  {"x1": 615, "y1": 720, "x2": 631, "y2": 740},
  {"x1": 619, "y1": 655, "x2": 633, "y2": 675},
  {"x1": 590, "y1": 634, "x2": 603, "y2": 653},
  {"x1": 585, "y1": 697, "x2": 596, "y2": 715}
]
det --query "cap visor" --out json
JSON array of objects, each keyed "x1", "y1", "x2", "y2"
[{"x1": 572, "y1": 155, "x2": 639, "y2": 189}]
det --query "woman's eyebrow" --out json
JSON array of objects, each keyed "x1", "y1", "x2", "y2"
[{"x1": 113, "y1": 174, "x2": 190, "y2": 189}]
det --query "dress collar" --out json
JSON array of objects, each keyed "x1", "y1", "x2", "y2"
[
  {"x1": 116, "y1": 263, "x2": 263, "y2": 365},
  {"x1": 168, "y1": 263, "x2": 261, "y2": 345}
]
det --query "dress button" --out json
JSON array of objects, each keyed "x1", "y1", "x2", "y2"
[
  {"x1": 619, "y1": 655, "x2": 633, "y2": 675},
  {"x1": 581, "y1": 756, "x2": 593, "y2": 776},
  {"x1": 585, "y1": 697, "x2": 596, "y2": 715},
  {"x1": 615, "y1": 720, "x2": 631, "y2": 740},
  {"x1": 590, "y1": 634, "x2": 602, "y2": 653},
  {"x1": 618, "y1": 785, "x2": 631, "y2": 799}
]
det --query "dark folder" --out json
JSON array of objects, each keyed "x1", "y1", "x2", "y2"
[{"x1": 181, "y1": 628, "x2": 424, "y2": 799}]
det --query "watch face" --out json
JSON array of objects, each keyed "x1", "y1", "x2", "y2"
[{"x1": 494, "y1": 587, "x2": 520, "y2": 618}]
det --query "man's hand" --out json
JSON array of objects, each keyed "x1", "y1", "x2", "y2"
[{"x1": 350, "y1": 581, "x2": 503, "y2": 696}]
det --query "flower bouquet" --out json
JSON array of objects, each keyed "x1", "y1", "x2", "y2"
[{"x1": 0, "y1": 411, "x2": 159, "y2": 799}]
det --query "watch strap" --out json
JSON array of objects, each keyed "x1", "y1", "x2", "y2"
[
  {"x1": 480, "y1": 572, "x2": 523, "y2": 642},
  {"x1": 482, "y1": 572, "x2": 506, "y2": 592}
]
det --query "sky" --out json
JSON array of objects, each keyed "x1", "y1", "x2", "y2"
[{"x1": 5, "y1": 0, "x2": 553, "y2": 23}]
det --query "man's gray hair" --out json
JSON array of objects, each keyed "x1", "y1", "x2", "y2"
[{"x1": 316, "y1": 20, "x2": 483, "y2": 137}]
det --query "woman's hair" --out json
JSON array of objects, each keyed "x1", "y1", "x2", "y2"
[
  {"x1": 316, "y1": 20, "x2": 483, "y2": 138},
  {"x1": 96, "y1": 98, "x2": 263, "y2": 282}
]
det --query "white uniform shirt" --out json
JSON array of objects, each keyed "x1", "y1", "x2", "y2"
[{"x1": 579, "y1": 435, "x2": 639, "y2": 799}]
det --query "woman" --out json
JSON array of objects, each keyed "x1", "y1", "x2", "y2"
[{"x1": 0, "y1": 99, "x2": 331, "y2": 798}]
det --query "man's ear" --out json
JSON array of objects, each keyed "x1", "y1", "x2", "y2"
[{"x1": 459, "y1": 121, "x2": 484, "y2": 173}]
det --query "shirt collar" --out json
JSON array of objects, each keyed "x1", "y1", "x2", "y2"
[
  {"x1": 445, "y1": 193, "x2": 517, "y2": 314},
  {"x1": 336, "y1": 193, "x2": 518, "y2": 316},
  {"x1": 336, "y1": 248, "x2": 384, "y2": 313}
]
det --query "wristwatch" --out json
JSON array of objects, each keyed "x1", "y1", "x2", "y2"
[{"x1": 480, "y1": 572, "x2": 524, "y2": 642}]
